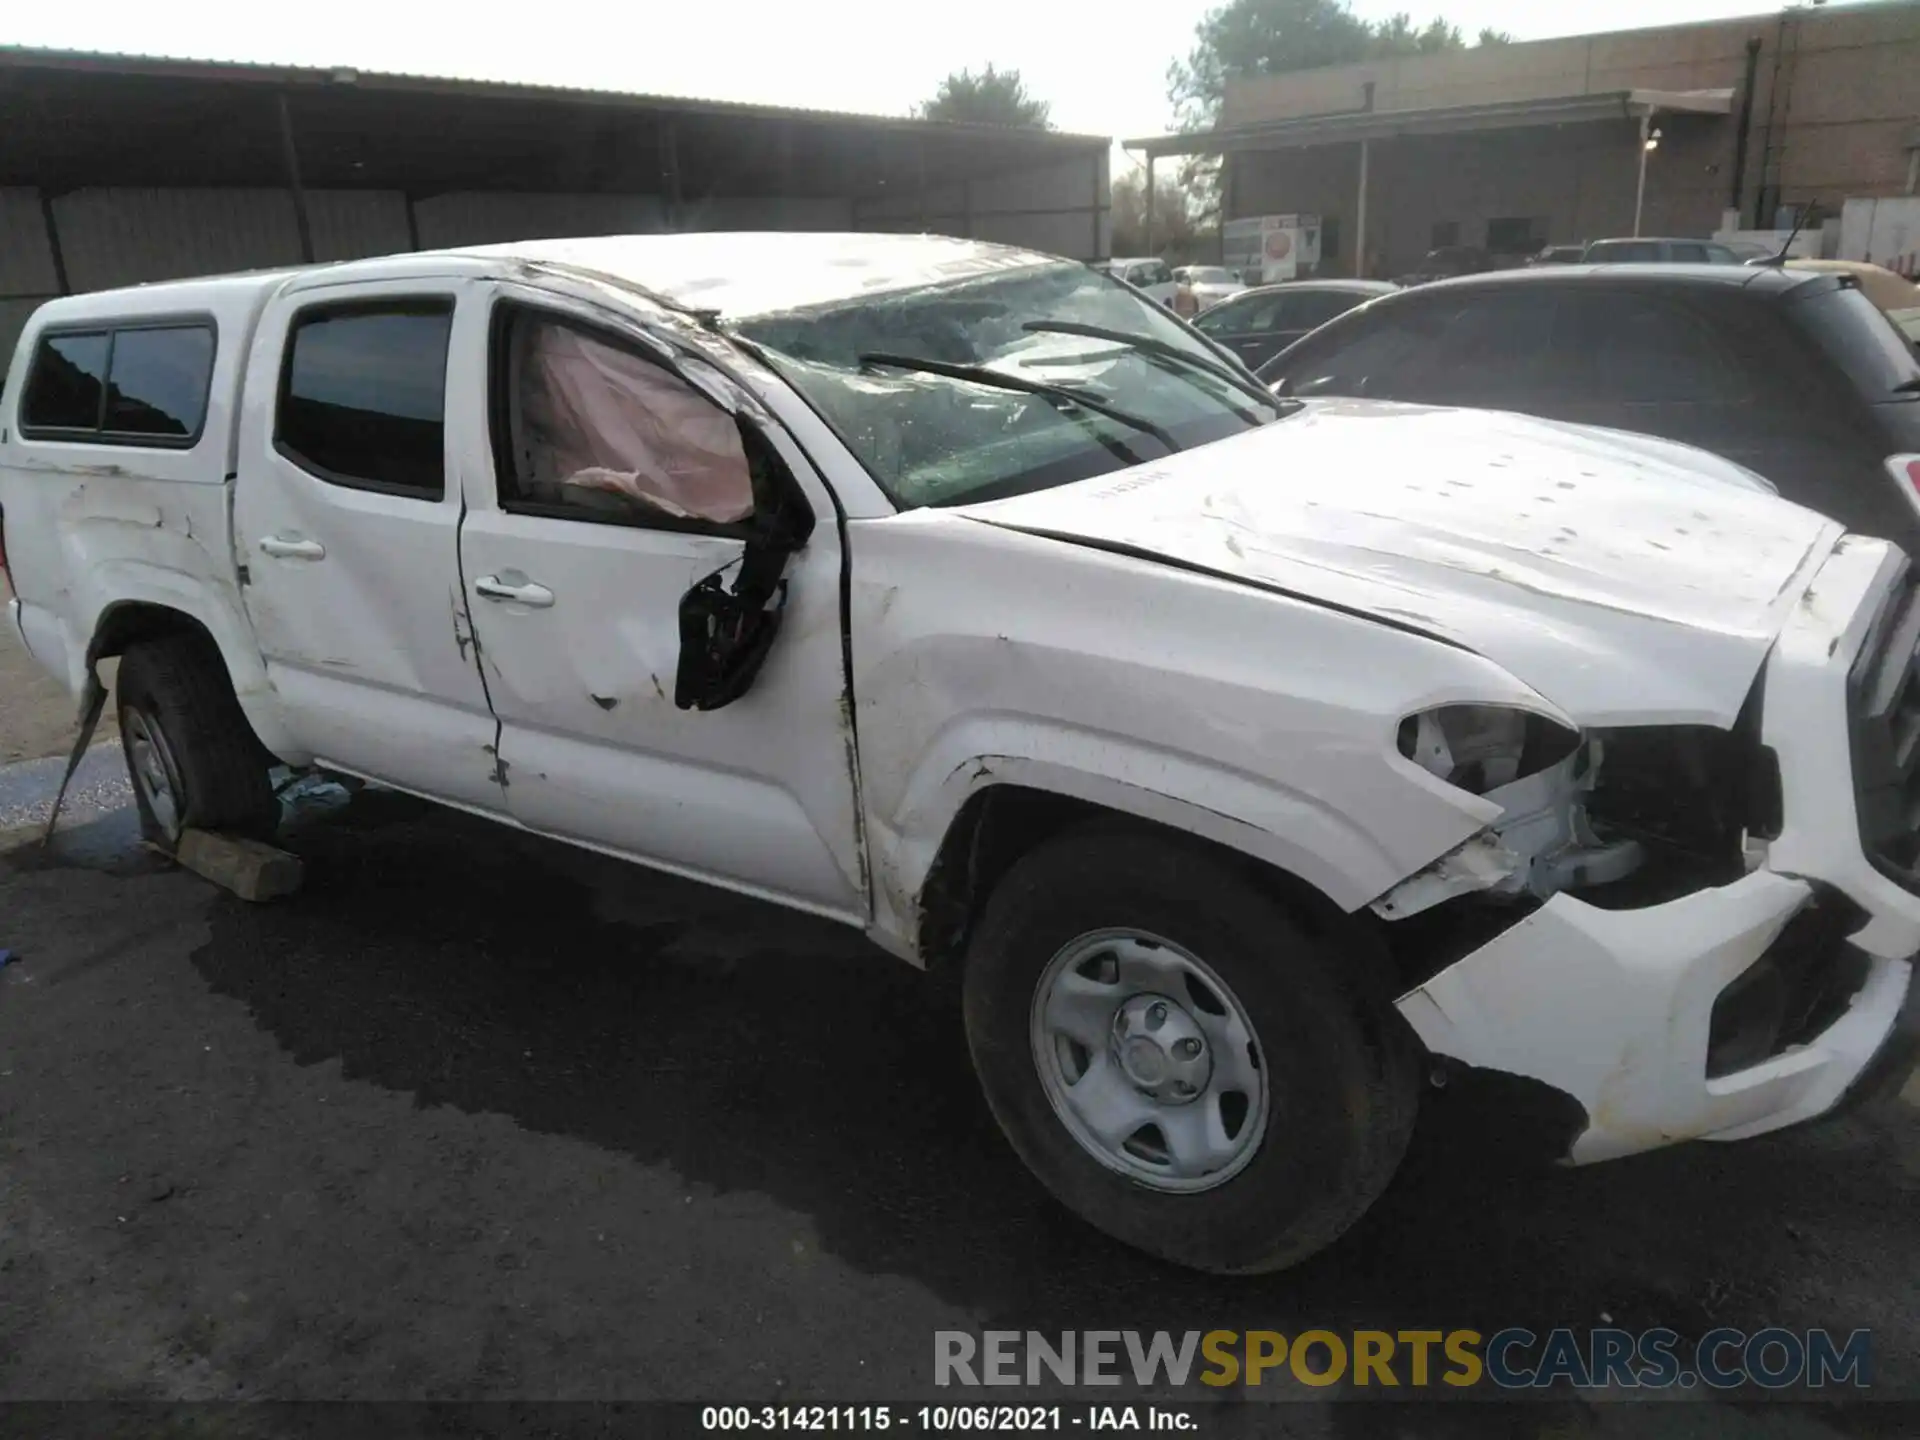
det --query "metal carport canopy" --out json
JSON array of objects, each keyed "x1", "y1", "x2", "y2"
[
  {"x1": 1125, "y1": 87, "x2": 1734, "y2": 157},
  {"x1": 0, "y1": 46, "x2": 1109, "y2": 200}
]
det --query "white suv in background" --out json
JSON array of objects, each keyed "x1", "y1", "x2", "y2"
[
  {"x1": 1171, "y1": 266, "x2": 1246, "y2": 311},
  {"x1": 1102, "y1": 256, "x2": 1178, "y2": 306}
]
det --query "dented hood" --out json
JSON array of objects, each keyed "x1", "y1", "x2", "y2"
[{"x1": 959, "y1": 400, "x2": 1845, "y2": 728}]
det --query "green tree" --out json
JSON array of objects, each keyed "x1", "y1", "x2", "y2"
[
  {"x1": 1476, "y1": 27, "x2": 1513, "y2": 45},
  {"x1": 916, "y1": 66, "x2": 1052, "y2": 129},
  {"x1": 1169, "y1": 0, "x2": 1370, "y2": 129},
  {"x1": 1367, "y1": 12, "x2": 1461, "y2": 54},
  {"x1": 1168, "y1": 0, "x2": 1480, "y2": 128},
  {"x1": 1110, "y1": 168, "x2": 1204, "y2": 258}
]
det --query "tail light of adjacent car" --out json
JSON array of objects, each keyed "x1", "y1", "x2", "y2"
[{"x1": 1889, "y1": 455, "x2": 1920, "y2": 518}]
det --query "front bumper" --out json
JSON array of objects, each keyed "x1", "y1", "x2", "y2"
[{"x1": 1395, "y1": 536, "x2": 1920, "y2": 1164}]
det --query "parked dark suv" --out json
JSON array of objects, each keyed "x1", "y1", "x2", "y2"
[
  {"x1": 1257, "y1": 265, "x2": 1920, "y2": 548},
  {"x1": 1190, "y1": 279, "x2": 1397, "y2": 372}
]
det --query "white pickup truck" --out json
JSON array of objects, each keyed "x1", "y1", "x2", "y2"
[{"x1": 3, "y1": 232, "x2": 1915, "y2": 1275}]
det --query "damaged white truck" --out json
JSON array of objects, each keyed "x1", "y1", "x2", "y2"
[{"x1": 3, "y1": 233, "x2": 1916, "y2": 1275}]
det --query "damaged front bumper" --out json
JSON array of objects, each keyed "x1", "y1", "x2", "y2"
[{"x1": 1394, "y1": 537, "x2": 1920, "y2": 1164}]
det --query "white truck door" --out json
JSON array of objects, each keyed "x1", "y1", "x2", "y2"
[
  {"x1": 233, "y1": 278, "x2": 503, "y2": 812},
  {"x1": 452, "y1": 290, "x2": 866, "y2": 920}
]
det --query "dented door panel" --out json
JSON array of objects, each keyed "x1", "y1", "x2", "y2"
[
  {"x1": 232, "y1": 275, "x2": 503, "y2": 811},
  {"x1": 457, "y1": 512, "x2": 864, "y2": 915},
  {"x1": 452, "y1": 282, "x2": 865, "y2": 919}
]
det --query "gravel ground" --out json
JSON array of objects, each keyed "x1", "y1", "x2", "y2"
[{"x1": 0, "y1": 765, "x2": 1915, "y2": 1438}]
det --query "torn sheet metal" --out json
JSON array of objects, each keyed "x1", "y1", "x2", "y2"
[
  {"x1": 1372, "y1": 740, "x2": 1641, "y2": 918},
  {"x1": 1370, "y1": 832, "x2": 1524, "y2": 919}
]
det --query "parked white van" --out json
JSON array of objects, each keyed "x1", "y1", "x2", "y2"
[{"x1": 2, "y1": 232, "x2": 1914, "y2": 1274}]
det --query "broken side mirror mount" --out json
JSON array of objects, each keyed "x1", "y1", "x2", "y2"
[{"x1": 673, "y1": 455, "x2": 815, "y2": 713}]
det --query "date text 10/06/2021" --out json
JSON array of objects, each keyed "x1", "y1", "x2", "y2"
[{"x1": 702, "y1": 1407, "x2": 1192, "y2": 1432}]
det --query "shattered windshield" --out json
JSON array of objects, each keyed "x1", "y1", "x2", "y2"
[{"x1": 732, "y1": 261, "x2": 1275, "y2": 510}]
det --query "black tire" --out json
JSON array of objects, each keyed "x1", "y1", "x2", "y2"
[
  {"x1": 962, "y1": 823, "x2": 1421, "y2": 1275},
  {"x1": 116, "y1": 633, "x2": 278, "y2": 846}
]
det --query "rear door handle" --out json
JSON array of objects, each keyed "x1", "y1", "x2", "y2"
[
  {"x1": 259, "y1": 534, "x2": 325, "y2": 560},
  {"x1": 474, "y1": 575, "x2": 555, "y2": 609}
]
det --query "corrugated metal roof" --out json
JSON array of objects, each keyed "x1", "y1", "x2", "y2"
[{"x1": 0, "y1": 45, "x2": 1110, "y2": 147}]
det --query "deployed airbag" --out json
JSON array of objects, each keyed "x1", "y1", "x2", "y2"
[{"x1": 516, "y1": 318, "x2": 755, "y2": 524}]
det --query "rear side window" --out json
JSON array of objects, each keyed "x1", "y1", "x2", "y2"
[
  {"x1": 1426, "y1": 293, "x2": 1559, "y2": 381},
  {"x1": 277, "y1": 301, "x2": 453, "y2": 498},
  {"x1": 1288, "y1": 290, "x2": 1370, "y2": 330},
  {"x1": 1267, "y1": 299, "x2": 1443, "y2": 393},
  {"x1": 1587, "y1": 241, "x2": 1663, "y2": 263},
  {"x1": 104, "y1": 327, "x2": 216, "y2": 438},
  {"x1": 21, "y1": 332, "x2": 109, "y2": 432},
  {"x1": 1272, "y1": 291, "x2": 1562, "y2": 400},
  {"x1": 1788, "y1": 284, "x2": 1920, "y2": 400},
  {"x1": 1196, "y1": 294, "x2": 1278, "y2": 335},
  {"x1": 1560, "y1": 293, "x2": 1752, "y2": 403},
  {"x1": 19, "y1": 323, "x2": 215, "y2": 443}
]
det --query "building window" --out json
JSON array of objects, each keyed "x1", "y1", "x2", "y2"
[
  {"x1": 1430, "y1": 221, "x2": 1460, "y2": 249},
  {"x1": 1487, "y1": 217, "x2": 1547, "y2": 255}
]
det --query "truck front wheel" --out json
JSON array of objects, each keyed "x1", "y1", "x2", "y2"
[
  {"x1": 962, "y1": 824, "x2": 1420, "y2": 1275},
  {"x1": 116, "y1": 635, "x2": 278, "y2": 846}
]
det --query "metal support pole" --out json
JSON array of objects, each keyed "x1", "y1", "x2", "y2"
[
  {"x1": 38, "y1": 189, "x2": 70, "y2": 293},
  {"x1": 1145, "y1": 152, "x2": 1156, "y2": 256},
  {"x1": 1355, "y1": 138, "x2": 1370, "y2": 278},
  {"x1": 917, "y1": 136, "x2": 929, "y2": 232},
  {"x1": 1091, "y1": 151, "x2": 1104, "y2": 261},
  {"x1": 276, "y1": 93, "x2": 316, "y2": 264},
  {"x1": 1632, "y1": 111, "x2": 1651, "y2": 238},
  {"x1": 659, "y1": 119, "x2": 683, "y2": 232},
  {"x1": 1220, "y1": 151, "x2": 1235, "y2": 265}
]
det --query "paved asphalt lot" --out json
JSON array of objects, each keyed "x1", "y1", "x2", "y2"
[{"x1": 1, "y1": 714, "x2": 1918, "y2": 1435}]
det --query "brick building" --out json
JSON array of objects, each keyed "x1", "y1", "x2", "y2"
[{"x1": 1131, "y1": 0, "x2": 1920, "y2": 277}]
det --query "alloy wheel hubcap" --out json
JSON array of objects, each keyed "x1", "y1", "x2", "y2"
[{"x1": 1030, "y1": 929, "x2": 1268, "y2": 1193}]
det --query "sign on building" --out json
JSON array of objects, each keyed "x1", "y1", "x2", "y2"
[{"x1": 1224, "y1": 214, "x2": 1322, "y2": 283}]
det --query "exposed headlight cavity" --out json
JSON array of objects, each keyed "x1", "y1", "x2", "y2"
[
  {"x1": 1397, "y1": 705, "x2": 1582, "y2": 794},
  {"x1": 1377, "y1": 704, "x2": 1643, "y2": 919}
]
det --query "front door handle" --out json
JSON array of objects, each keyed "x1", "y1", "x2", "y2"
[
  {"x1": 259, "y1": 534, "x2": 325, "y2": 560},
  {"x1": 474, "y1": 575, "x2": 555, "y2": 609}
]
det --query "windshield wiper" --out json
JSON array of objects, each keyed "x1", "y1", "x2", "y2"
[
  {"x1": 857, "y1": 352, "x2": 1178, "y2": 452},
  {"x1": 1020, "y1": 319, "x2": 1284, "y2": 419}
]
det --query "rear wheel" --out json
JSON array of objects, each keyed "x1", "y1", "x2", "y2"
[
  {"x1": 116, "y1": 635, "x2": 277, "y2": 846},
  {"x1": 962, "y1": 824, "x2": 1420, "y2": 1275}
]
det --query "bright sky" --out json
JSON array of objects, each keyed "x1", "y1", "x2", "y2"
[{"x1": 10, "y1": 0, "x2": 1782, "y2": 152}]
